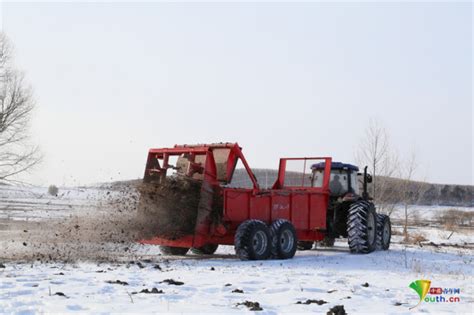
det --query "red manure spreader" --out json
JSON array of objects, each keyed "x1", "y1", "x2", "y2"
[{"x1": 139, "y1": 143, "x2": 391, "y2": 260}]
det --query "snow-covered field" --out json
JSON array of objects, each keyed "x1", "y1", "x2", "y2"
[
  {"x1": 0, "y1": 185, "x2": 115, "y2": 221},
  {"x1": 389, "y1": 204, "x2": 473, "y2": 223},
  {"x1": 1, "y1": 242, "x2": 472, "y2": 314},
  {"x1": 0, "y1": 185, "x2": 473, "y2": 314}
]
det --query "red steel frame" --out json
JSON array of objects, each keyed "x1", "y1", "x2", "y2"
[{"x1": 140, "y1": 143, "x2": 332, "y2": 248}]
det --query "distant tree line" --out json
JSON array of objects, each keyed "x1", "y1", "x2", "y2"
[
  {"x1": 230, "y1": 168, "x2": 473, "y2": 207},
  {"x1": 368, "y1": 178, "x2": 473, "y2": 207}
]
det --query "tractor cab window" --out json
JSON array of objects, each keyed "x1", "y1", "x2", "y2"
[
  {"x1": 311, "y1": 170, "x2": 324, "y2": 188},
  {"x1": 313, "y1": 169, "x2": 360, "y2": 196},
  {"x1": 328, "y1": 170, "x2": 348, "y2": 196},
  {"x1": 351, "y1": 171, "x2": 360, "y2": 195},
  {"x1": 312, "y1": 170, "x2": 349, "y2": 195}
]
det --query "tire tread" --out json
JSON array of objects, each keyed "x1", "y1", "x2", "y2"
[{"x1": 347, "y1": 200, "x2": 376, "y2": 254}]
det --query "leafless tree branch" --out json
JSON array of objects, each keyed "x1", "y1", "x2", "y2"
[
  {"x1": 0, "y1": 33, "x2": 40, "y2": 183},
  {"x1": 356, "y1": 118, "x2": 400, "y2": 214}
]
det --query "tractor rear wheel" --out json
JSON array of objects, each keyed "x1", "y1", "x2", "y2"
[
  {"x1": 376, "y1": 214, "x2": 391, "y2": 250},
  {"x1": 191, "y1": 244, "x2": 219, "y2": 255},
  {"x1": 270, "y1": 219, "x2": 297, "y2": 259},
  {"x1": 347, "y1": 200, "x2": 377, "y2": 254},
  {"x1": 234, "y1": 220, "x2": 272, "y2": 260},
  {"x1": 160, "y1": 246, "x2": 189, "y2": 256},
  {"x1": 297, "y1": 241, "x2": 314, "y2": 250}
]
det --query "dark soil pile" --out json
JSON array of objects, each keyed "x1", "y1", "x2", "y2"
[{"x1": 136, "y1": 176, "x2": 202, "y2": 239}]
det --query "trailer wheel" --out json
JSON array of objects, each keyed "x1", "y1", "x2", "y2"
[
  {"x1": 159, "y1": 246, "x2": 189, "y2": 256},
  {"x1": 270, "y1": 220, "x2": 297, "y2": 259},
  {"x1": 347, "y1": 200, "x2": 377, "y2": 254},
  {"x1": 297, "y1": 241, "x2": 314, "y2": 250},
  {"x1": 191, "y1": 244, "x2": 219, "y2": 255},
  {"x1": 234, "y1": 220, "x2": 272, "y2": 260},
  {"x1": 376, "y1": 214, "x2": 391, "y2": 250}
]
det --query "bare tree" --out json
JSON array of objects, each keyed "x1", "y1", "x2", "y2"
[
  {"x1": 398, "y1": 150, "x2": 429, "y2": 242},
  {"x1": 356, "y1": 119, "x2": 399, "y2": 214},
  {"x1": 0, "y1": 33, "x2": 40, "y2": 183}
]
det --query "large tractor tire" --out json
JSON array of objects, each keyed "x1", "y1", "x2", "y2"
[
  {"x1": 347, "y1": 200, "x2": 377, "y2": 254},
  {"x1": 160, "y1": 246, "x2": 189, "y2": 256},
  {"x1": 270, "y1": 219, "x2": 297, "y2": 259},
  {"x1": 297, "y1": 241, "x2": 314, "y2": 250},
  {"x1": 376, "y1": 214, "x2": 391, "y2": 250},
  {"x1": 234, "y1": 220, "x2": 272, "y2": 260},
  {"x1": 191, "y1": 244, "x2": 219, "y2": 255}
]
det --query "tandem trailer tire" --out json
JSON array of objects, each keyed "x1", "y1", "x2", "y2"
[
  {"x1": 234, "y1": 220, "x2": 272, "y2": 261},
  {"x1": 270, "y1": 219, "x2": 297, "y2": 259}
]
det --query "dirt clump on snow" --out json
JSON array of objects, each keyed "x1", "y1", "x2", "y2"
[
  {"x1": 296, "y1": 299, "x2": 327, "y2": 305},
  {"x1": 132, "y1": 288, "x2": 164, "y2": 294},
  {"x1": 160, "y1": 278, "x2": 184, "y2": 286},
  {"x1": 236, "y1": 301, "x2": 263, "y2": 311},
  {"x1": 327, "y1": 305, "x2": 346, "y2": 315},
  {"x1": 105, "y1": 280, "x2": 129, "y2": 285}
]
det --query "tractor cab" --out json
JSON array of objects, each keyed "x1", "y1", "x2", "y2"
[{"x1": 311, "y1": 162, "x2": 361, "y2": 198}]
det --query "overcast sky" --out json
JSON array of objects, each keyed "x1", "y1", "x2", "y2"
[{"x1": 1, "y1": 1, "x2": 472, "y2": 186}]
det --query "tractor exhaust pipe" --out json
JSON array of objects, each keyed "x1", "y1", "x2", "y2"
[{"x1": 362, "y1": 166, "x2": 372, "y2": 200}]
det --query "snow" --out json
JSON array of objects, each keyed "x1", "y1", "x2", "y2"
[
  {"x1": 0, "y1": 185, "x2": 473, "y2": 314},
  {"x1": 0, "y1": 242, "x2": 472, "y2": 314}
]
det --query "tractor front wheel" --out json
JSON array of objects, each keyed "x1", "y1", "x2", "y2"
[
  {"x1": 191, "y1": 244, "x2": 219, "y2": 255},
  {"x1": 160, "y1": 246, "x2": 189, "y2": 256},
  {"x1": 347, "y1": 200, "x2": 377, "y2": 254},
  {"x1": 376, "y1": 214, "x2": 391, "y2": 250},
  {"x1": 270, "y1": 219, "x2": 297, "y2": 259},
  {"x1": 234, "y1": 220, "x2": 272, "y2": 260}
]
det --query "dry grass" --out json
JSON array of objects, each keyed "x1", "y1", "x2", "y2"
[
  {"x1": 407, "y1": 232, "x2": 428, "y2": 244},
  {"x1": 436, "y1": 208, "x2": 473, "y2": 228}
]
